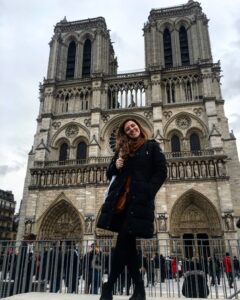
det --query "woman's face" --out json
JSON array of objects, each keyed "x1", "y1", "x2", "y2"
[{"x1": 124, "y1": 120, "x2": 141, "y2": 139}]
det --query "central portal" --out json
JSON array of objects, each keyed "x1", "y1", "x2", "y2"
[
  {"x1": 170, "y1": 189, "x2": 223, "y2": 258},
  {"x1": 183, "y1": 233, "x2": 209, "y2": 259}
]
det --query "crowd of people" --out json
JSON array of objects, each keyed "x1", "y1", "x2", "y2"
[{"x1": 1, "y1": 240, "x2": 240, "y2": 298}]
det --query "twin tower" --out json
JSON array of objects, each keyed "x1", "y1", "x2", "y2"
[{"x1": 18, "y1": 1, "x2": 240, "y2": 245}]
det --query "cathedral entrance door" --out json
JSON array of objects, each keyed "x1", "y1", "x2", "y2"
[
  {"x1": 38, "y1": 199, "x2": 83, "y2": 241},
  {"x1": 183, "y1": 233, "x2": 194, "y2": 259},
  {"x1": 183, "y1": 233, "x2": 209, "y2": 260}
]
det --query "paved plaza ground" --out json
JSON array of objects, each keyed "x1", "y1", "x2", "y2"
[{"x1": 1, "y1": 277, "x2": 238, "y2": 300}]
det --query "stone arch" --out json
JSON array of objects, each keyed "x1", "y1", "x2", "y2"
[
  {"x1": 62, "y1": 33, "x2": 78, "y2": 45},
  {"x1": 38, "y1": 196, "x2": 84, "y2": 240},
  {"x1": 79, "y1": 31, "x2": 95, "y2": 44},
  {"x1": 174, "y1": 17, "x2": 192, "y2": 31},
  {"x1": 163, "y1": 112, "x2": 208, "y2": 139},
  {"x1": 51, "y1": 122, "x2": 90, "y2": 148},
  {"x1": 72, "y1": 135, "x2": 89, "y2": 147},
  {"x1": 186, "y1": 127, "x2": 204, "y2": 151},
  {"x1": 100, "y1": 114, "x2": 153, "y2": 152},
  {"x1": 54, "y1": 137, "x2": 70, "y2": 149},
  {"x1": 166, "y1": 129, "x2": 184, "y2": 152},
  {"x1": 169, "y1": 189, "x2": 223, "y2": 237},
  {"x1": 158, "y1": 21, "x2": 174, "y2": 33}
]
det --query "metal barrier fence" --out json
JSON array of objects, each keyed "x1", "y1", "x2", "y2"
[{"x1": 0, "y1": 238, "x2": 240, "y2": 299}]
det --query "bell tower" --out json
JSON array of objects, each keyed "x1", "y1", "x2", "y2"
[
  {"x1": 143, "y1": 0, "x2": 212, "y2": 69},
  {"x1": 47, "y1": 16, "x2": 117, "y2": 81}
]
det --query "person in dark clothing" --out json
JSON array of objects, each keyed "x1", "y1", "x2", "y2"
[
  {"x1": 159, "y1": 254, "x2": 166, "y2": 283},
  {"x1": 49, "y1": 243, "x2": 63, "y2": 293},
  {"x1": 83, "y1": 243, "x2": 99, "y2": 294},
  {"x1": 12, "y1": 241, "x2": 35, "y2": 294},
  {"x1": 233, "y1": 256, "x2": 240, "y2": 279},
  {"x1": 182, "y1": 257, "x2": 209, "y2": 298},
  {"x1": 97, "y1": 118, "x2": 167, "y2": 300},
  {"x1": 64, "y1": 241, "x2": 80, "y2": 293},
  {"x1": 208, "y1": 256, "x2": 220, "y2": 286}
]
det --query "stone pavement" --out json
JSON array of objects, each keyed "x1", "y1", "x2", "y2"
[
  {"x1": 2, "y1": 294, "x2": 221, "y2": 300},
  {"x1": 3, "y1": 293, "x2": 127, "y2": 300}
]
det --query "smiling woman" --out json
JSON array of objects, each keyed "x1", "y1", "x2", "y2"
[{"x1": 97, "y1": 118, "x2": 167, "y2": 300}]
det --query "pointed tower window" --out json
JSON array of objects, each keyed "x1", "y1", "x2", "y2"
[
  {"x1": 82, "y1": 39, "x2": 92, "y2": 77},
  {"x1": 190, "y1": 133, "x2": 201, "y2": 153},
  {"x1": 66, "y1": 41, "x2": 76, "y2": 79},
  {"x1": 171, "y1": 135, "x2": 181, "y2": 153},
  {"x1": 166, "y1": 83, "x2": 175, "y2": 103},
  {"x1": 59, "y1": 143, "x2": 68, "y2": 161},
  {"x1": 163, "y1": 28, "x2": 173, "y2": 67},
  {"x1": 166, "y1": 83, "x2": 171, "y2": 103},
  {"x1": 77, "y1": 142, "x2": 87, "y2": 162},
  {"x1": 179, "y1": 26, "x2": 190, "y2": 65}
]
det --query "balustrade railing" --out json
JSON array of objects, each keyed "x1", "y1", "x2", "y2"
[
  {"x1": 0, "y1": 238, "x2": 240, "y2": 299},
  {"x1": 34, "y1": 157, "x2": 112, "y2": 168},
  {"x1": 30, "y1": 156, "x2": 228, "y2": 189}
]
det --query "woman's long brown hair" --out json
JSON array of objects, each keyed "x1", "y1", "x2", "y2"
[{"x1": 115, "y1": 118, "x2": 149, "y2": 158}]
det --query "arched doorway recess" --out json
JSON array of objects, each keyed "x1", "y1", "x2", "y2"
[
  {"x1": 169, "y1": 189, "x2": 223, "y2": 258},
  {"x1": 38, "y1": 199, "x2": 83, "y2": 240}
]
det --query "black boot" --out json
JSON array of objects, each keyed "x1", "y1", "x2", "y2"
[
  {"x1": 100, "y1": 282, "x2": 113, "y2": 300},
  {"x1": 129, "y1": 280, "x2": 146, "y2": 300}
]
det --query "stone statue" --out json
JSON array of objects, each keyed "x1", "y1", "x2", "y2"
[
  {"x1": 25, "y1": 221, "x2": 32, "y2": 234},
  {"x1": 186, "y1": 162, "x2": 192, "y2": 178},
  {"x1": 193, "y1": 162, "x2": 199, "y2": 177},
  {"x1": 172, "y1": 163, "x2": 177, "y2": 179},
  {"x1": 179, "y1": 163, "x2": 185, "y2": 179},
  {"x1": 225, "y1": 214, "x2": 234, "y2": 231},
  {"x1": 217, "y1": 160, "x2": 226, "y2": 176},
  {"x1": 157, "y1": 215, "x2": 167, "y2": 232},
  {"x1": 209, "y1": 161, "x2": 215, "y2": 177},
  {"x1": 85, "y1": 218, "x2": 93, "y2": 234},
  {"x1": 201, "y1": 161, "x2": 206, "y2": 178}
]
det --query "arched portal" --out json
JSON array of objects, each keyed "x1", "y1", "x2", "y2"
[
  {"x1": 38, "y1": 199, "x2": 83, "y2": 240},
  {"x1": 169, "y1": 189, "x2": 223, "y2": 258}
]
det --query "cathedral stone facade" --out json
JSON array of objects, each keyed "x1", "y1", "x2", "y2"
[{"x1": 18, "y1": 1, "x2": 240, "y2": 246}]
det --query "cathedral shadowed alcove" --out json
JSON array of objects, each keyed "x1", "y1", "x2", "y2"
[{"x1": 38, "y1": 199, "x2": 83, "y2": 240}]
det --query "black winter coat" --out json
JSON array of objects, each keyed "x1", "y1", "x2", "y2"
[{"x1": 97, "y1": 139, "x2": 167, "y2": 238}]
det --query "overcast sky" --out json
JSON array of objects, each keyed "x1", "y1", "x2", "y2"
[{"x1": 0, "y1": 0, "x2": 240, "y2": 212}]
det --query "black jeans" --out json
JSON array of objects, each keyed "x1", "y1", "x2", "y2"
[{"x1": 108, "y1": 221, "x2": 141, "y2": 288}]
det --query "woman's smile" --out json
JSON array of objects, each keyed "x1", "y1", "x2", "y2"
[{"x1": 124, "y1": 121, "x2": 141, "y2": 138}]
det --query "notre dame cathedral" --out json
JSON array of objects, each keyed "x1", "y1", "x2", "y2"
[{"x1": 17, "y1": 0, "x2": 240, "y2": 246}]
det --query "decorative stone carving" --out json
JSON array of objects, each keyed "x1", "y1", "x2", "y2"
[
  {"x1": 193, "y1": 162, "x2": 199, "y2": 177},
  {"x1": 144, "y1": 111, "x2": 153, "y2": 119},
  {"x1": 163, "y1": 111, "x2": 172, "y2": 119},
  {"x1": 84, "y1": 118, "x2": 91, "y2": 127},
  {"x1": 224, "y1": 214, "x2": 234, "y2": 231},
  {"x1": 179, "y1": 163, "x2": 185, "y2": 179},
  {"x1": 85, "y1": 216, "x2": 94, "y2": 234},
  {"x1": 193, "y1": 108, "x2": 203, "y2": 116},
  {"x1": 157, "y1": 213, "x2": 167, "y2": 232},
  {"x1": 171, "y1": 163, "x2": 177, "y2": 179},
  {"x1": 208, "y1": 160, "x2": 215, "y2": 177},
  {"x1": 176, "y1": 115, "x2": 191, "y2": 130},
  {"x1": 109, "y1": 128, "x2": 118, "y2": 152},
  {"x1": 186, "y1": 162, "x2": 192, "y2": 178},
  {"x1": 217, "y1": 159, "x2": 227, "y2": 177},
  {"x1": 24, "y1": 218, "x2": 35, "y2": 234},
  {"x1": 102, "y1": 114, "x2": 110, "y2": 123},
  {"x1": 52, "y1": 121, "x2": 61, "y2": 129},
  {"x1": 65, "y1": 124, "x2": 79, "y2": 138}
]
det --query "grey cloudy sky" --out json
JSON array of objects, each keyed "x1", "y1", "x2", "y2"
[{"x1": 0, "y1": 0, "x2": 240, "y2": 211}]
